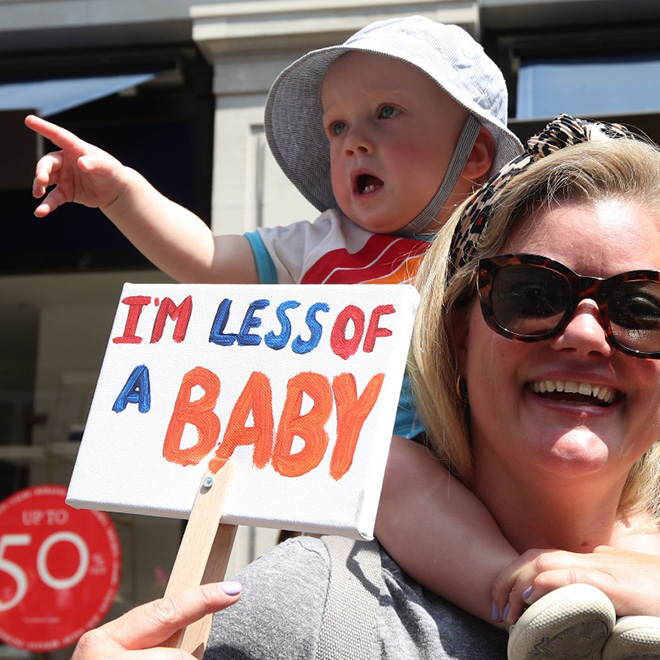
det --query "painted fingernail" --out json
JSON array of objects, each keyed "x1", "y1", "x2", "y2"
[
  {"x1": 220, "y1": 581, "x2": 242, "y2": 596},
  {"x1": 490, "y1": 601, "x2": 500, "y2": 621},
  {"x1": 523, "y1": 586, "x2": 533, "y2": 601},
  {"x1": 502, "y1": 603, "x2": 510, "y2": 621}
]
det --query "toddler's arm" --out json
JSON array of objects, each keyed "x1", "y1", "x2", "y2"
[
  {"x1": 376, "y1": 435, "x2": 517, "y2": 627},
  {"x1": 26, "y1": 115, "x2": 258, "y2": 284},
  {"x1": 492, "y1": 518, "x2": 660, "y2": 625}
]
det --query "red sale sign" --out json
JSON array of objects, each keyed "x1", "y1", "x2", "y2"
[{"x1": 0, "y1": 485, "x2": 121, "y2": 652}]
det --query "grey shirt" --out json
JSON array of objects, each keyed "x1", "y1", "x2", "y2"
[{"x1": 206, "y1": 536, "x2": 507, "y2": 659}]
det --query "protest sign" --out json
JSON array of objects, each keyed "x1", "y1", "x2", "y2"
[{"x1": 67, "y1": 283, "x2": 418, "y2": 540}]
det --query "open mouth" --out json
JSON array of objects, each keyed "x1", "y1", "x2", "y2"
[
  {"x1": 356, "y1": 173, "x2": 383, "y2": 195},
  {"x1": 530, "y1": 380, "x2": 619, "y2": 407}
]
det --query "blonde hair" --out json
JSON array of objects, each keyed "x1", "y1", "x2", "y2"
[{"x1": 410, "y1": 137, "x2": 660, "y2": 519}]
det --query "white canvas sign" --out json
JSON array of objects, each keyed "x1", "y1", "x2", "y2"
[{"x1": 67, "y1": 283, "x2": 419, "y2": 540}]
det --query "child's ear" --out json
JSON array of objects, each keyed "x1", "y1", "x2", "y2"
[{"x1": 461, "y1": 126, "x2": 495, "y2": 182}]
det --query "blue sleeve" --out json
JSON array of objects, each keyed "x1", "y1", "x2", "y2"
[
  {"x1": 393, "y1": 375, "x2": 425, "y2": 439},
  {"x1": 245, "y1": 231, "x2": 279, "y2": 284}
]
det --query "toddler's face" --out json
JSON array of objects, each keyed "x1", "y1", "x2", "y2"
[{"x1": 321, "y1": 51, "x2": 468, "y2": 234}]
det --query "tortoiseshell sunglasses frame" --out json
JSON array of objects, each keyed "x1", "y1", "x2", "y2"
[{"x1": 477, "y1": 253, "x2": 660, "y2": 359}]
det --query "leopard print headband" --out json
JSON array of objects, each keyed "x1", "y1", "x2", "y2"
[{"x1": 448, "y1": 113, "x2": 636, "y2": 272}]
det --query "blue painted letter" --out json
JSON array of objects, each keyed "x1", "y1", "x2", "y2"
[
  {"x1": 265, "y1": 300, "x2": 300, "y2": 350},
  {"x1": 292, "y1": 302, "x2": 329, "y2": 354},
  {"x1": 209, "y1": 299, "x2": 237, "y2": 345},
  {"x1": 238, "y1": 299, "x2": 269, "y2": 346},
  {"x1": 113, "y1": 365, "x2": 151, "y2": 413}
]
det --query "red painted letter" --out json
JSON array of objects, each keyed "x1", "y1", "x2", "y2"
[
  {"x1": 330, "y1": 305, "x2": 365, "y2": 360},
  {"x1": 113, "y1": 296, "x2": 151, "y2": 344},
  {"x1": 150, "y1": 296, "x2": 193, "y2": 343},
  {"x1": 363, "y1": 305, "x2": 395, "y2": 352}
]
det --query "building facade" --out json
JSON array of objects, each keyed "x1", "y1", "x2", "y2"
[{"x1": 0, "y1": 1, "x2": 659, "y2": 656}]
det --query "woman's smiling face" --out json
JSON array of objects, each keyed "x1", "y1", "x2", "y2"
[{"x1": 460, "y1": 198, "x2": 660, "y2": 489}]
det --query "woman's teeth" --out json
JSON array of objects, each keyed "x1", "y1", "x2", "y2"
[{"x1": 531, "y1": 380, "x2": 617, "y2": 405}]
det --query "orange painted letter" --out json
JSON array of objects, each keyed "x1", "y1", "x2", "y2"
[
  {"x1": 330, "y1": 372, "x2": 385, "y2": 480},
  {"x1": 215, "y1": 371, "x2": 274, "y2": 469},
  {"x1": 163, "y1": 367, "x2": 220, "y2": 467},
  {"x1": 272, "y1": 372, "x2": 332, "y2": 478}
]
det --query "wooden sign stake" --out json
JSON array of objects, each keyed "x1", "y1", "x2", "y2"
[{"x1": 163, "y1": 461, "x2": 237, "y2": 658}]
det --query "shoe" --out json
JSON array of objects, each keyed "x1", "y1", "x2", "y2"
[
  {"x1": 508, "y1": 583, "x2": 616, "y2": 660},
  {"x1": 601, "y1": 615, "x2": 660, "y2": 659}
]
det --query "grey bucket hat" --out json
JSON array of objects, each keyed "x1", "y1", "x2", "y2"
[{"x1": 265, "y1": 15, "x2": 523, "y2": 217}]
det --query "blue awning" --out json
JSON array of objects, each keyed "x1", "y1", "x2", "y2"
[
  {"x1": 517, "y1": 55, "x2": 660, "y2": 119},
  {"x1": 0, "y1": 72, "x2": 156, "y2": 117}
]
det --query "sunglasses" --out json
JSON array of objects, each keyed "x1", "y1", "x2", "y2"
[{"x1": 477, "y1": 254, "x2": 660, "y2": 359}]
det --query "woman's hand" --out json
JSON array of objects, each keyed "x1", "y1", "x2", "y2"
[
  {"x1": 492, "y1": 546, "x2": 660, "y2": 627},
  {"x1": 72, "y1": 581, "x2": 242, "y2": 658},
  {"x1": 25, "y1": 114, "x2": 130, "y2": 217}
]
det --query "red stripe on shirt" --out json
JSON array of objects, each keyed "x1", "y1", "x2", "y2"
[{"x1": 301, "y1": 235, "x2": 430, "y2": 285}]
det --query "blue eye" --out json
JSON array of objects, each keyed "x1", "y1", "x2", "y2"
[
  {"x1": 330, "y1": 121, "x2": 348, "y2": 136},
  {"x1": 378, "y1": 105, "x2": 400, "y2": 119}
]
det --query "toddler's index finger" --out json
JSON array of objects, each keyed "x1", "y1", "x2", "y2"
[{"x1": 24, "y1": 114, "x2": 82, "y2": 152}]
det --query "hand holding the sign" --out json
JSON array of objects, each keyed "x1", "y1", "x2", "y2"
[{"x1": 72, "y1": 581, "x2": 242, "y2": 659}]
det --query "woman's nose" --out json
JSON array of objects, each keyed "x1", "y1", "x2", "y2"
[{"x1": 550, "y1": 299, "x2": 615, "y2": 358}]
